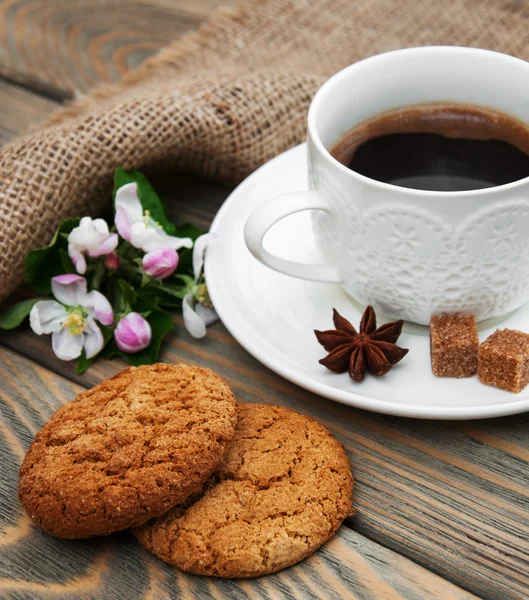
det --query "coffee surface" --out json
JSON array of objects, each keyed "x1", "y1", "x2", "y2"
[{"x1": 331, "y1": 104, "x2": 529, "y2": 191}]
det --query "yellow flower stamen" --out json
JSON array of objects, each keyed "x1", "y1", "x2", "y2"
[
  {"x1": 195, "y1": 283, "x2": 213, "y2": 308},
  {"x1": 141, "y1": 209, "x2": 161, "y2": 229},
  {"x1": 63, "y1": 310, "x2": 87, "y2": 335}
]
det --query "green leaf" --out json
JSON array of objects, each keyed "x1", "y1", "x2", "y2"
[
  {"x1": 140, "y1": 271, "x2": 151, "y2": 288},
  {"x1": 134, "y1": 287, "x2": 181, "y2": 312},
  {"x1": 0, "y1": 298, "x2": 41, "y2": 330},
  {"x1": 171, "y1": 274, "x2": 194, "y2": 287},
  {"x1": 113, "y1": 278, "x2": 137, "y2": 315},
  {"x1": 175, "y1": 247, "x2": 193, "y2": 276},
  {"x1": 25, "y1": 218, "x2": 81, "y2": 293},
  {"x1": 76, "y1": 351, "x2": 92, "y2": 375},
  {"x1": 59, "y1": 249, "x2": 76, "y2": 274},
  {"x1": 119, "y1": 279, "x2": 137, "y2": 310},
  {"x1": 113, "y1": 168, "x2": 175, "y2": 235},
  {"x1": 91, "y1": 260, "x2": 106, "y2": 290},
  {"x1": 76, "y1": 325, "x2": 114, "y2": 374},
  {"x1": 173, "y1": 223, "x2": 202, "y2": 241},
  {"x1": 102, "y1": 308, "x2": 174, "y2": 366},
  {"x1": 173, "y1": 225, "x2": 202, "y2": 278}
]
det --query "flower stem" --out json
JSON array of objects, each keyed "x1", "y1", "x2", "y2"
[
  {"x1": 157, "y1": 282, "x2": 190, "y2": 299},
  {"x1": 119, "y1": 262, "x2": 143, "y2": 282},
  {"x1": 91, "y1": 260, "x2": 106, "y2": 290}
]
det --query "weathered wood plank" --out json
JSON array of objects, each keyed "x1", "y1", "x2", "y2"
[
  {"x1": 3, "y1": 316, "x2": 529, "y2": 600},
  {"x1": 0, "y1": 0, "x2": 235, "y2": 97},
  {"x1": 0, "y1": 346, "x2": 479, "y2": 600},
  {"x1": 0, "y1": 78, "x2": 58, "y2": 143}
]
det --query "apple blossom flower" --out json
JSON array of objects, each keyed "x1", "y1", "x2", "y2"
[
  {"x1": 68, "y1": 217, "x2": 118, "y2": 274},
  {"x1": 182, "y1": 234, "x2": 218, "y2": 339},
  {"x1": 104, "y1": 252, "x2": 120, "y2": 271},
  {"x1": 114, "y1": 183, "x2": 193, "y2": 253},
  {"x1": 114, "y1": 312, "x2": 152, "y2": 353},
  {"x1": 142, "y1": 247, "x2": 179, "y2": 280},
  {"x1": 29, "y1": 274, "x2": 113, "y2": 361}
]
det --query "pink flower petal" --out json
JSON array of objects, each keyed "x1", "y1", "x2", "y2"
[
  {"x1": 68, "y1": 247, "x2": 87, "y2": 274},
  {"x1": 114, "y1": 312, "x2": 152, "y2": 353},
  {"x1": 142, "y1": 247, "x2": 178, "y2": 279},
  {"x1": 88, "y1": 232, "x2": 119, "y2": 257},
  {"x1": 53, "y1": 273, "x2": 85, "y2": 285},
  {"x1": 115, "y1": 206, "x2": 132, "y2": 241}
]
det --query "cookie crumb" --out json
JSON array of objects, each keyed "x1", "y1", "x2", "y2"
[
  {"x1": 430, "y1": 314, "x2": 479, "y2": 378},
  {"x1": 478, "y1": 329, "x2": 529, "y2": 393}
]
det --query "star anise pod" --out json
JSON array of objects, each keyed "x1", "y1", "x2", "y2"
[{"x1": 314, "y1": 306, "x2": 408, "y2": 382}]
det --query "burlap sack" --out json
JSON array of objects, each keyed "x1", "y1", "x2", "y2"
[{"x1": 1, "y1": 0, "x2": 529, "y2": 302}]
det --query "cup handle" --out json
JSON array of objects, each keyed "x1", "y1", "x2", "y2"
[{"x1": 243, "y1": 191, "x2": 342, "y2": 283}]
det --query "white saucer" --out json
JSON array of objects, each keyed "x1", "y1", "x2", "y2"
[{"x1": 205, "y1": 144, "x2": 529, "y2": 419}]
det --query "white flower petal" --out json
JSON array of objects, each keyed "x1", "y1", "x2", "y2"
[
  {"x1": 195, "y1": 303, "x2": 219, "y2": 327},
  {"x1": 85, "y1": 290, "x2": 114, "y2": 325},
  {"x1": 52, "y1": 328, "x2": 84, "y2": 360},
  {"x1": 83, "y1": 318, "x2": 104, "y2": 359},
  {"x1": 182, "y1": 292, "x2": 206, "y2": 339},
  {"x1": 129, "y1": 222, "x2": 192, "y2": 253},
  {"x1": 158, "y1": 231, "x2": 193, "y2": 252},
  {"x1": 115, "y1": 183, "x2": 143, "y2": 241},
  {"x1": 29, "y1": 301, "x2": 67, "y2": 335},
  {"x1": 130, "y1": 222, "x2": 160, "y2": 252},
  {"x1": 51, "y1": 274, "x2": 88, "y2": 306},
  {"x1": 69, "y1": 219, "x2": 108, "y2": 253},
  {"x1": 192, "y1": 233, "x2": 214, "y2": 279},
  {"x1": 91, "y1": 218, "x2": 110, "y2": 235}
]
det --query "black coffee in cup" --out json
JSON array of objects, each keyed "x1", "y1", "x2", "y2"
[{"x1": 331, "y1": 103, "x2": 529, "y2": 191}]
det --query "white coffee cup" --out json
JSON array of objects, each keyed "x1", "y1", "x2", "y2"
[{"x1": 244, "y1": 46, "x2": 529, "y2": 325}]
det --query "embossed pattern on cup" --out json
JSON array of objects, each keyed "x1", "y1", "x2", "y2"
[
  {"x1": 245, "y1": 47, "x2": 529, "y2": 324},
  {"x1": 311, "y1": 152, "x2": 529, "y2": 322}
]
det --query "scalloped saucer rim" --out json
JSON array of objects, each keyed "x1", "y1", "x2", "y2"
[{"x1": 205, "y1": 144, "x2": 529, "y2": 420}]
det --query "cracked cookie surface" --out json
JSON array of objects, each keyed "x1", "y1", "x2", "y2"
[
  {"x1": 134, "y1": 403, "x2": 354, "y2": 578},
  {"x1": 19, "y1": 363, "x2": 237, "y2": 539}
]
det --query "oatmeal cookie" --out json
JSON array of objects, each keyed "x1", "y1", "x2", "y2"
[
  {"x1": 19, "y1": 364, "x2": 237, "y2": 538},
  {"x1": 134, "y1": 403, "x2": 354, "y2": 578}
]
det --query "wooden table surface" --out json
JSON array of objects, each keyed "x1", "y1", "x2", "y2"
[{"x1": 0, "y1": 1, "x2": 528, "y2": 599}]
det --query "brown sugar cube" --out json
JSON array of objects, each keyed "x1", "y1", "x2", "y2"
[
  {"x1": 430, "y1": 314, "x2": 479, "y2": 378},
  {"x1": 478, "y1": 329, "x2": 529, "y2": 393}
]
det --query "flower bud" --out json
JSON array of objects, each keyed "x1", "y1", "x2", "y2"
[
  {"x1": 142, "y1": 247, "x2": 179, "y2": 280},
  {"x1": 104, "y1": 252, "x2": 120, "y2": 271},
  {"x1": 114, "y1": 313, "x2": 152, "y2": 353}
]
